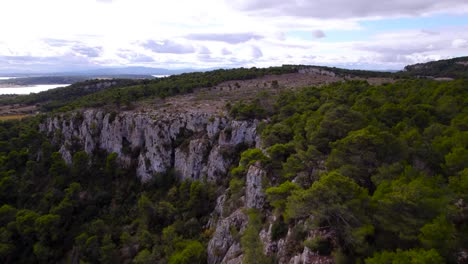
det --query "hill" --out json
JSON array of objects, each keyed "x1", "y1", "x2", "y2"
[
  {"x1": 0, "y1": 58, "x2": 466, "y2": 263},
  {"x1": 401, "y1": 56, "x2": 468, "y2": 78},
  {"x1": 0, "y1": 64, "x2": 394, "y2": 115}
]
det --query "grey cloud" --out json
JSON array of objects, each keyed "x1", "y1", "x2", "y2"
[
  {"x1": 72, "y1": 46, "x2": 102, "y2": 58},
  {"x1": 0, "y1": 54, "x2": 97, "y2": 73},
  {"x1": 186, "y1": 33, "x2": 263, "y2": 44},
  {"x1": 228, "y1": 0, "x2": 468, "y2": 19},
  {"x1": 312, "y1": 30, "x2": 326, "y2": 39},
  {"x1": 43, "y1": 38, "x2": 77, "y2": 47},
  {"x1": 197, "y1": 54, "x2": 225, "y2": 63},
  {"x1": 142, "y1": 40, "x2": 195, "y2": 54},
  {"x1": 452, "y1": 39, "x2": 468, "y2": 48},
  {"x1": 43, "y1": 39, "x2": 103, "y2": 58},
  {"x1": 198, "y1": 46, "x2": 211, "y2": 55},
  {"x1": 421, "y1": 29, "x2": 440, "y2": 35},
  {"x1": 251, "y1": 46, "x2": 263, "y2": 58},
  {"x1": 117, "y1": 50, "x2": 155, "y2": 63},
  {"x1": 357, "y1": 42, "x2": 442, "y2": 55},
  {"x1": 222, "y1": 48, "x2": 233, "y2": 55}
]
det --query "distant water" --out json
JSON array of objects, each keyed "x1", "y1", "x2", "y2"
[
  {"x1": 152, "y1": 75, "x2": 170, "y2": 78},
  {"x1": 0, "y1": 84, "x2": 70, "y2": 95},
  {"x1": 0, "y1": 77, "x2": 17, "y2": 80}
]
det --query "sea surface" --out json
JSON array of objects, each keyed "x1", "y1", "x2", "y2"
[{"x1": 0, "y1": 83, "x2": 70, "y2": 95}]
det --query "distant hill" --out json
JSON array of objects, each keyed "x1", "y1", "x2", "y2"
[
  {"x1": 0, "y1": 75, "x2": 153, "y2": 87},
  {"x1": 67, "y1": 66, "x2": 199, "y2": 76},
  {"x1": 0, "y1": 66, "x2": 203, "y2": 77},
  {"x1": 401, "y1": 56, "x2": 468, "y2": 78}
]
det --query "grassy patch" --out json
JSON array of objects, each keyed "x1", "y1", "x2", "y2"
[{"x1": 0, "y1": 114, "x2": 29, "y2": 121}]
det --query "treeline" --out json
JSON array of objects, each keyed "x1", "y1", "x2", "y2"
[
  {"x1": 3, "y1": 64, "x2": 397, "y2": 113},
  {"x1": 0, "y1": 66, "x2": 302, "y2": 112},
  {"x1": 0, "y1": 77, "x2": 466, "y2": 263},
  {"x1": 0, "y1": 76, "x2": 89, "y2": 86},
  {"x1": 0, "y1": 79, "x2": 141, "y2": 111},
  {"x1": 57, "y1": 66, "x2": 301, "y2": 111},
  {"x1": 231, "y1": 79, "x2": 467, "y2": 263},
  {"x1": 401, "y1": 56, "x2": 468, "y2": 78},
  {"x1": 0, "y1": 117, "x2": 221, "y2": 263}
]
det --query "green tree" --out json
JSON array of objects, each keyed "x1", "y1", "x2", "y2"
[
  {"x1": 286, "y1": 171, "x2": 371, "y2": 254},
  {"x1": 72, "y1": 151, "x2": 89, "y2": 179},
  {"x1": 100, "y1": 234, "x2": 118, "y2": 264},
  {"x1": 241, "y1": 210, "x2": 270, "y2": 264},
  {"x1": 372, "y1": 168, "x2": 450, "y2": 243},
  {"x1": 365, "y1": 248, "x2": 444, "y2": 264},
  {"x1": 168, "y1": 240, "x2": 206, "y2": 264}
]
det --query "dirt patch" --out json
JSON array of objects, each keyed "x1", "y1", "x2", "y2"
[
  {"x1": 139, "y1": 72, "x2": 394, "y2": 116},
  {"x1": 0, "y1": 114, "x2": 30, "y2": 121},
  {"x1": 0, "y1": 104, "x2": 37, "y2": 116}
]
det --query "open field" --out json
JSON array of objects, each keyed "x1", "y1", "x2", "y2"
[
  {"x1": 0, "y1": 114, "x2": 29, "y2": 121},
  {"x1": 140, "y1": 71, "x2": 395, "y2": 116}
]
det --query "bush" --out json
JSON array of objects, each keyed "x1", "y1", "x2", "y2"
[
  {"x1": 271, "y1": 218, "x2": 288, "y2": 241},
  {"x1": 304, "y1": 236, "x2": 332, "y2": 255}
]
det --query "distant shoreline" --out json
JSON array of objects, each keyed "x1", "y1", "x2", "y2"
[{"x1": 0, "y1": 84, "x2": 70, "y2": 95}]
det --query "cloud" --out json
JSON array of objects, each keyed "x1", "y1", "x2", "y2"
[
  {"x1": 452, "y1": 39, "x2": 468, "y2": 48},
  {"x1": 186, "y1": 33, "x2": 263, "y2": 44},
  {"x1": 345, "y1": 27, "x2": 468, "y2": 67},
  {"x1": 117, "y1": 50, "x2": 155, "y2": 63},
  {"x1": 72, "y1": 45, "x2": 103, "y2": 57},
  {"x1": 0, "y1": 54, "x2": 98, "y2": 73},
  {"x1": 96, "y1": 0, "x2": 113, "y2": 3},
  {"x1": 251, "y1": 46, "x2": 263, "y2": 58},
  {"x1": 142, "y1": 40, "x2": 195, "y2": 54},
  {"x1": 42, "y1": 39, "x2": 103, "y2": 58},
  {"x1": 312, "y1": 30, "x2": 326, "y2": 38},
  {"x1": 354, "y1": 29, "x2": 459, "y2": 57},
  {"x1": 198, "y1": 46, "x2": 211, "y2": 55},
  {"x1": 228, "y1": 0, "x2": 468, "y2": 19},
  {"x1": 222, "y1": 48, "x2": 233, "y2": 55},
  {"x1": 43, "y1": 38, "x2": 77, "y2": 47}
]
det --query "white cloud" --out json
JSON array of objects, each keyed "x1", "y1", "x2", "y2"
[
  {"x1": 251, "y1": 46, "x2": 263, "y2": 58},
  {"x1": 0, "y1": 0, "x2": 467, "y2": 71},
  {"x1": 312, "y1": 30, "x2": 326, "y2": 39},
  {"x1": 452, "y1": 39, "x2": 468, "y2": 48},
  {"x1": 227, "y1": 0, "x2": 468, "y2": 19}
]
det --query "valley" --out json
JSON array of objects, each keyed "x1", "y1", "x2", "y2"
[{"x1": 0, "y1": 58, "x2": 467, "y2": 264}]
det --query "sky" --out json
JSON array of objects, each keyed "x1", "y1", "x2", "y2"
[{"x1": 0, "y1": 0, "x2": 468, "y2": 73}]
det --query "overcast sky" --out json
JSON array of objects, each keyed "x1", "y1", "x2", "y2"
[{"x1": 1, "y1": 0, "x2": 468, "y2": 72}]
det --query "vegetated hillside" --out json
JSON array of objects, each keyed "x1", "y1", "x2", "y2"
[
  {"x1": 0, "y1": 75, "x2": 154, "y2": 87},
  {"x1": 0, "y1": 64, "x2": 395, "y2": 115},
  {"x1": 401, "y1": 56, "x2": 468, "y2": 78},
  {"x1": 0, "y1": 76, "x2": 90, "y2": 86},
  {"x1": 0, "y1": 74, "x2": 466, "y2": 264},
  {"x1": 0, "y1": 79, "x2": 142, "y2": 111}
]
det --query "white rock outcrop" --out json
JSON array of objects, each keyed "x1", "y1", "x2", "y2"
[{"x1": 40, "y1": 109, "x2": 258, "y2": 182}]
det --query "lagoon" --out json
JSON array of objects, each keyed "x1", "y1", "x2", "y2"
[{"x1": 0, "y1": 84, "x2": 70, "y2": 95}]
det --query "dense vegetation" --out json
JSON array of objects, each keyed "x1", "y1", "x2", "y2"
[
  {"x1": 401, "y1": 56, "x2": 468, "y2": 78},
  {"x1": 0, "y1": 79, "x2": 141, "y2": 111},
  {"x1": 0, "y1": 118, "x2": 222, "y2": 263},
  {"x1": 0, "y1": 59, "x2": 467, "y2": 263},
  {"x1": 0, "y1": 76, "x2": 90, "y2": 86},
  {"x1": 1, "y1": 64, "x2": 397, "y2": 114},
  {"x1": 0, "y1": 66, "x2": 302, "y2": 113},
  {"x1": 235, "y1": 79, "x2": 467, "y2": 263}
]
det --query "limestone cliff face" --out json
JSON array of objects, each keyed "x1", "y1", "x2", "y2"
[
  {"x1": 207, "y1": 162, "x2": 268, "y2": 264},
  {"x1": 40, "y1": 109, "x2": 258, "y2": 182},
  {"x1": 40, "y1": 108, "x2": 313, "y2": 263}
]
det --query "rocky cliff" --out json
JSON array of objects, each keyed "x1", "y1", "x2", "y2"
[
  {"x1": 40, "y1": 108, "x2": 328, "y2": 264},
  {"x1": 40, "y1": 109, "x2": 258, "y2": 183}
]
